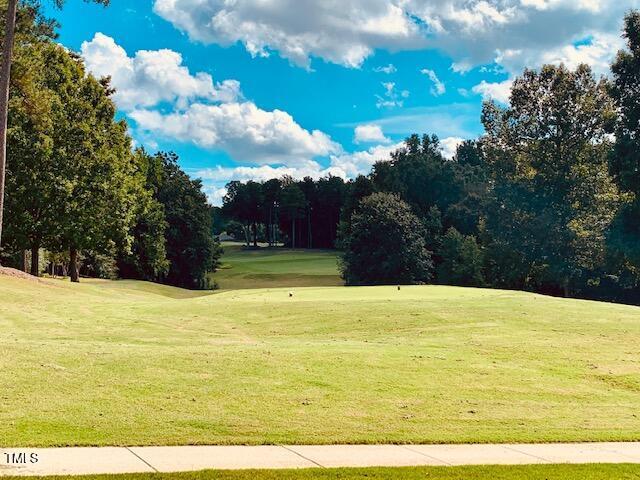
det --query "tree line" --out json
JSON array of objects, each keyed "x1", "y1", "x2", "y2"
[
  {"x1": 223, "y1": 12, "x2": 640, "y2": 304},
  {"x1": 0, "y1": 2, "x2": 220, "y2": 288}
]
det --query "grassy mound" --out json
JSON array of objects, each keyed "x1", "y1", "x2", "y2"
[{"x1": 1, "y1": 275, "x2": 640, "y2": 447}]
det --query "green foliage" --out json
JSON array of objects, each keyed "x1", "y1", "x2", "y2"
[
  {"x1": 340, "y1": 192, "x2": 433, "y2": 285},
  {"x1": 607, "y1": 10, "x2": 640, "y2": 299},
  {"x1": 152, "y1": 152, "x2": 221, "y2": 289},
  {"x1": 116, "y1": 149, "x2": 169, "y2": 281},
  {"x1": 437, "y1": 227, "x2": 484, "y2": 287},
  {"x1": 481, "y1": 64, "x2": 620, "y2": 296}
]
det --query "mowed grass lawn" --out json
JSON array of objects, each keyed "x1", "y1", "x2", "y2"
[
  {"x1": 4, "y1": 465, "x2": 640, "y2": 480},
  {"x1": 208, "y1": 244, "x2": 342, "y2": 290},
  {"x1": 2, "y1": 268, "x2": 640, "y2": 448}
]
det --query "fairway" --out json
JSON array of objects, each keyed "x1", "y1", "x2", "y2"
[
  {"x1": 209, "y1": 244, "x2": 342, "y2": 290},
  {"x1": 2, "y1": 274, "x2": 640, "y2": 447}
]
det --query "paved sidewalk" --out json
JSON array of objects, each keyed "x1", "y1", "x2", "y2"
[{"x1": 2, "y1": 443, "x2": 640, "y2": 477}]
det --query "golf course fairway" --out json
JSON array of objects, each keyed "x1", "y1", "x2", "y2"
[{"x1": 1, "y1": 271, "x2": 640, "y2": 447}]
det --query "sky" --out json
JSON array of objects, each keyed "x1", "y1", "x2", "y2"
[{"x1": 44, "y1": 0, "x2": 638, "y2": 205}]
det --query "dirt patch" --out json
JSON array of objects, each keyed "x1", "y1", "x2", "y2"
[{"x1": 0, "y1": 266, "x2": 40, "y2": 281}]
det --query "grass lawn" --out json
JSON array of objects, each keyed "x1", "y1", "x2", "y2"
[
  {"x1": 3, "y1": 465, "x2": 640, "y2": 480},
  {"x1": 2, "y1": 271, "x2": 640, "y2": 447},
  {"x1": 209, "y1": 243, "x2": 342, "y2": 290}
]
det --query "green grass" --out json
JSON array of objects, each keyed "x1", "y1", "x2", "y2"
[
  {"x1": 2, "y1": 273, "x2": 640, "y2": 447},
  {"x1": 209, "y1": 243, "x2": 342, "y2": 290},
  {"x1": 4, "y1": 465, "x2": 640, "y2": 480}
]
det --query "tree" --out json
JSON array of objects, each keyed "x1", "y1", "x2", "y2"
[
  {"x1": 3, "y1": 16, "x2": 57, "y2": 275},
  {"x1": 116, "y1": 149, "x2": 169, "y2": 281},
  {"x1": 262, "y1": 178, "x2": 281, "y2": 246},
  {"x1": 482, "y1": 64, "x2": 620, "y2": 296},
  {"x1": 437, "y1": 227, "x2": 484, "y2": 286},
  {"x1": 339, "y1": 192, "x2": 433, "y2": 285},
  {"x1": 608, "y1": 10, "x2": 640, "y2": 297},
  {"x1": 222, "y1": 180, "x2": 263, "y2": 247},
  {"x1": 0, "y1": 0, "x2": 109, "y2": 255},
  {"x1": 42, "y1": 45, "x2": 136, "y2": 282},
  {"x1": 279, "y1": 182, "x2": 305, "y2": 248},
  {"x1": 152, "y1": 152, "x2": 220, "y2": 289}
]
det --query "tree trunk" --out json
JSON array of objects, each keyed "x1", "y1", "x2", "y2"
[
  {"x1": 562, "y1": 279, "x2": 570, "y2": 298},
  {"x1": 0, "y1": 0, "x2": 19, "y2": 254},
  {"x1": 307, "y1": 210, "x2": 312, "y2": 249},
  {"x1": 244, "y1": 224, "x2": 250, "y2": 246},
  {"x1": 21, "y1": 250, "x2": 28, "y2": 272},
  {"x1": 252, "y1": 222, "x2": 257, "y2": 247},
  {"x1": 69, "y1": 247, "x2": 80, "y2": 283},
  {"x1": 291, "y1": 218, "x2": 296, "y2": 249},
  {"x1": 30, "y1": 245, "x2": 40, "y2": 277}
]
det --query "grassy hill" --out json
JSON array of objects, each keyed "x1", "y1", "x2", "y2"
[
  {"x1": 2, "y1": 272, "x2": 640, "y2": 448},
  {"x1": 209, "y1": 244, "x2": 342, "y2": 290}
]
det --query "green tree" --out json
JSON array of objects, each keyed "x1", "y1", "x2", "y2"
[
  {"x1": 0, "y1": 0, "x2": 109, "y2": 254},
  {"x1": 437, "y1": 227, "x2": 484, "y2": 286},
  {"x1": 3, "y1": 26, "x2": 57, "y2": 274},
  {"x1": 152, "y1": 152, "x2": 220, "y2": 289},
  {"x1": 482, "y1": 64, "x2": 620, "y2": 296},
  {"x1": 116, "y1": 149, "x2": 169, "y2": 281},
  {"x1": 43, "y1": 45, "x2": 136, "y2": 282},
  {"x1": 339, "y1": 192, "x2": 433, "y2": 285},
  {"x1": 279, "y1": 181, "x2": 305, "y2": 248},
  {"x1": 262, "y1": 178, "x2": 281, "y2": 246},
  {"x1": 608, "y1": 10, "x2": 640, "y2": 297},
  {"x1": 222, "y1": 180, "x2": 264, "y2": 247}
]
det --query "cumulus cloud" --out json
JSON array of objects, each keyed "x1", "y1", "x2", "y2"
[
  {"x1": 472, "y1": 79, "x2": 513, "y2": 104},
  {"x1": 439, "y1": 136, "x2": 464, "y2": 159},
  {"x1": 153, "y1": 0, "x2": 423, "y2": 68},
  {"x1": 421, "y1": 68, "x2": 446, "y2": 96},
  {"x1": 152, "y1": 0, "x2": 631, "y2": 76},
  {"x1": 130, "y1": 103, "x2": 341, "y2": 165},
  {"x1": 329, "y1": 142, "x2": 404, "y2": 177},
  {"x1": 354, "y1": 124, "x2": 390, "y2": 144},
  {"x1": 197, "y1": 140, "x2": 404, "y2": 204},
  {"x1": 80, "y1": 33, "x2": 239, "y2": 110},
  {"x1": 81, "y1": 33, "x2": 340, "y2": 166}
]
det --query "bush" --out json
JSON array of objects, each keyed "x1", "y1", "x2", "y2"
[{"x1": 339, "y1": 192, "x2": 433, "y2": 285}]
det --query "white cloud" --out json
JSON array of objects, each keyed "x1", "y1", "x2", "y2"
[
  {"x1": 440, "y1": 136, "x2": 464, "y2": 159},
  {"x1": 329, "y1": 142, "x2": 404, "y2": 177},
  {"x1": 421, "y1": 68, "x2": 446, "y2": 96},
  {"x1": 153, "y1": 0, "x2": 422, "y2": 68},
  {"x1": 130, "y1": 102, "x2": 340, "y2": 165},
  {"x1": 152, "y1": 0, "x2": 631, "y2": 76},
  {"x1": 354, "y1": 124, "x2": 390, "y2": 144},
  {"x1": 374, "y1": 63, "x2": 397, "y2": 74},
  {"x1": 197, "y1": 141, "x2": 403, "y2": 201},
  {"x1": 472, "y1": 78, "x2": 513, "y2": 104},
  {"x1": 80, "y1": 33, "x2": 238, "y2": 110},
  {"x1": 376, "y1": 82, "x2": 407, "y2": 108},
  {"x1": 81, "y1": 33, "x2": 340, "y2": 166}
]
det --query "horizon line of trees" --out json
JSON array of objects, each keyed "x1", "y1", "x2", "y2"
[
  {"x1": 0, "y1": 2, "x2": 220, "y2": 289},
  {"x1": 221, "y1": 11, "x2": 640, "y2": 305}
]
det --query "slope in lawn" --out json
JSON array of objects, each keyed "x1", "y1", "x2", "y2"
[
  {"x1": 209, "y1": 244, "x2": 342, "y2": 290},
  {"x1": 1, "y1": 276, "x2": 640, "y2": 447}
]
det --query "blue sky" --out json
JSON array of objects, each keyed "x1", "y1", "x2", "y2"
[{"x1": 44, "y1": 0, "x2": 636, "y2": 204}]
